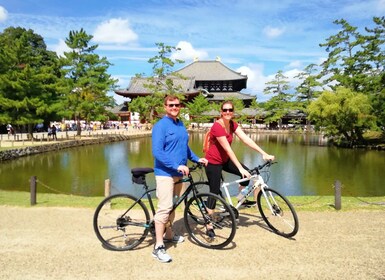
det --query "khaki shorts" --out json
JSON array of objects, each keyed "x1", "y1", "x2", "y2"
[{"x1": 153, "y1": 176, "x2": 185, "y2": 224}]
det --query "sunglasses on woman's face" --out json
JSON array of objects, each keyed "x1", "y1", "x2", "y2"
[{"x1": 222, "y1": 108, "x2": 234, "y2": 112}]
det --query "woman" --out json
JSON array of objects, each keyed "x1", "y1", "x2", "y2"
[{"x1": 204, "y1": 101, "x2": 275, "y2": 214}]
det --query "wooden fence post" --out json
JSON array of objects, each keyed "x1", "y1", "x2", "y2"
[
  {"x1": 105, "y1": 179, "x2": 111, "y2": 197},
  {"x1": 334, "y1": 180, "x2": 342, "y2": 210},
  {"x1": 30, "y1": 176, "x2": 37, "y2": 206},
  {"x1": 105, "y1": 179, "x2": 111, "y2": 209}
]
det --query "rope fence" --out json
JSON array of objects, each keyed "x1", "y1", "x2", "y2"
[
  {"x1": 29, "y1": 176, "x2": 120, "y2": 205},
  {"x1": 29, "y1": 176, "x2": 384, "y2": 208}
]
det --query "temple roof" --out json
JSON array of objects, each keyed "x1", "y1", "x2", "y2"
[{"x1": 175, "y1": 60, "x2": 247, "y2": 81}]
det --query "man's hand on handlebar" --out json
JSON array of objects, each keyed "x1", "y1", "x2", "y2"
[{"x1": 177, "y1": 165, "x2": 190, "y2": 176}]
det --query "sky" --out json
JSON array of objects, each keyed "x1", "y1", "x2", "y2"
[{"x1": 0, "y1": 0, "x2": 384, "y2": 104}]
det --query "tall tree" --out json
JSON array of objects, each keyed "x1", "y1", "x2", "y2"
[
  {"x1": 128, "y1": 43, "x2": 185, "y2": 123},
  {"x1": 295, "y1": 64, "x2": 323, "y2": 105},
  {"x1": 319, "y1": 17, "x2": 385, "y2": 130},
  {"x1": 362, "y1": 17, "x2": 385, "y2": 128},
  {"x1": 0, "y1": 27, "x2": 64, "y2": 138},
  {"x1": 294, "y1": 64, "x2": 323, "y2": 129},
  {"x1": 263, "y1": 70, "x2": 293, "y2": 128},
  {"x1": 60, "y1": 28, "x2": 117, "y2": 135},
  {"x1": 319, "y1": 19, "x2": 364, "y2": 91}
]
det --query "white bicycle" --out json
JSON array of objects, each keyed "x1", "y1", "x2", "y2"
[{"x1": 219, "y1": 161, "x2": 299, "y2": 238}]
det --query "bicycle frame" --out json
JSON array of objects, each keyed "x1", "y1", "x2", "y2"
[
  {"x1": 130, "y1": 166, "x2": 206, "y2": 217},
  {"x1": 221, "y1": 173, "x2": 263, "y2": 209},
  {"x1": 221, "y1": 162, "x2": 278, "y2": 215}
]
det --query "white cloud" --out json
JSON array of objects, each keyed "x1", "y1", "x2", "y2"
[
  {"x1": 238, "y1": 63, "x2": 305, "y2": 102},
  {"x1": 171, "y1": 41, "x2": 209, "y2": 61},
  {"x1": 263, "y1": 26, "x2": 285, "y2": 39},
  {"x1": 50, "y1": 39, "x2": 71, "y2": 57},
  {"x1": 285, "y1": 60, "x2": 302, "y2": 69},
  {"x1": 93, "y1": 18, "x2": 138, "y2": 44},
  {"x1": 0, "y1": 6, "x2": 8, "y2": 22},
  {"x1": 237, "y1": 64, "x2": 268, "y2": 100},
  {"x1": 284, "y1": 68, "x2": 302, "y2": 84}
]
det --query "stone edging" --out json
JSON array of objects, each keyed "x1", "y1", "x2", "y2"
[{"x1": 0, "y1": 133, "x2": 151, "y2": 162}]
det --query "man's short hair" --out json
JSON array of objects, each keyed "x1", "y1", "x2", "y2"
[{"x1": 164, "y1": 95, "x2": 180, "y2": 105}]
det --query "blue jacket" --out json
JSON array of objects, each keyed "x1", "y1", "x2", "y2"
[{"x1": 152, "y1": 116, "x2": 199, "y2": 177}]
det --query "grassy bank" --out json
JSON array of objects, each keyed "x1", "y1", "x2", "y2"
[{"x1": 1, "y1": 190, "x2": 384, "y2": 212}]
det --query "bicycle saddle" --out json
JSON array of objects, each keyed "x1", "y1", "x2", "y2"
[{"x1": 131, "y1": 167, "x2": 154, "y2": 177}]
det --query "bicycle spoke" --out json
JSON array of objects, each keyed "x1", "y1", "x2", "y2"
[
  {"x1": 184, "y1": 193, "x2": 236, "y2": 249},
  {"x1": 93, "y1": 194, "x2": 150, "y2": 251},
  {"x1": 257, "y1": 188, "x2": 299, "y2": 238}
]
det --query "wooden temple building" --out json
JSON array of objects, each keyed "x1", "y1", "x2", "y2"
[{"x1": 112, "y1": 58, "x2": 254, "y2": 121}]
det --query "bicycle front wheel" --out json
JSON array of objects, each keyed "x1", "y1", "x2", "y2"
[
  {"x1": 93, "y1": 193, "x2": 150, "y2": 251},
  {"x1": 184, "y1": 192, "x2": 236, "y2": 249},
  {"x1": 257, "y1": 188, "x2": 299, "y2": 238}
]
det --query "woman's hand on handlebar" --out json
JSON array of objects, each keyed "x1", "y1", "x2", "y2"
[
  {"x1": 198, "y1": 158, "x2": 208, "y2": 166},
  {"x1": 239, "y1": 167, "x2": 251, "y2": 179},
  {"x1": 263, "y1": 154, "x2": 275, "y2": 162}
]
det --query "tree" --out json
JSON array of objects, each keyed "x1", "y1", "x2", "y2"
[
  {"x1": 128, "y1": 43, "x2": 185, "y2": 123},
  {"x1": 319, "y1": 19, "x2": 365, "y2": 91},
  {"x1": 295, "y1": 64, "x2": 323, "y2": 105},
  {"x1": 60, "y1": 28, "x2": 117, "y2": 135},
  {"x1": 307, "y1": 87, "x2": 375, "y2": 145},
  {"x1": 0, "y1": 27, "x2": 64, "y2": 138},
  {"x1": 185, "y1": 93, "x2": 211, "y2": 126},
  {"x1": 263, "y1": 70, "x2": 293, "y2": 128},
  {"x1": 318, "y1": 17, "x2": 385, "y2": 131},
  {"x1": 294, "y1": 64, "x2": 323, "y2": 129},
  {"x1": 362, "y1": 17, "x2": 385, "y2": 129}
]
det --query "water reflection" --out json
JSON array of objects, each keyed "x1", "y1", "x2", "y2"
[{"x1": 0, "y1": 133, "x2": 384, "y2": 197}]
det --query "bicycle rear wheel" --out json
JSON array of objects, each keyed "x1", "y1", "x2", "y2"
[
  {"x1": 184, "y1": 192, "x2": 236, "y2": 249},
  {"x1": 93, "y1": 193, "x2": 150, "y2": 251},
  {"x1": 257, "y1": 188, "x2": 299, "y2": 238}
]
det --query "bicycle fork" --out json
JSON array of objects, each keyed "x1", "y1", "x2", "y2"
[{"x1": 260, "y1": 187, "x2": 281, "y2": 216}]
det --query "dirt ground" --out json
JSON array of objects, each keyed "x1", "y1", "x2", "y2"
[{"x1": 0, "y1": 206, "x2": 384, "y2": 280}]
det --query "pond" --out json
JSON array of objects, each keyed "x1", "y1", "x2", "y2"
[{"x1": 1, "y1": 132, "x2": 384, "y2": 198}]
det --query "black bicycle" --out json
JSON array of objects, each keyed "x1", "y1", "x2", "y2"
[{"x1": 93, "y1": 164, "x2": 236, "y2": 250}]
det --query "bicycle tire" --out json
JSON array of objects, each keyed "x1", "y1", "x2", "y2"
[
  {"x1": 93, "y1": 193, "x2": 151, "y2": 251},
  {"x1": 184, "y1": 192, "x2": 236, "y2": 249},
  {"x1": 257, "y1": 188, "x2": 299, "y2": 238}
]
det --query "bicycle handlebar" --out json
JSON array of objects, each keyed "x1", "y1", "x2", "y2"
[
  {"x1": 249, "y1": 160, "x2": 276, "y2": 175},
  {"x1": 188, "y1": 162, "x2": 205, "y2": 172}
]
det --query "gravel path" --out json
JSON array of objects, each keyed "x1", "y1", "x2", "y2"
[{"x1": 0, "y1": 206, "x2": 384, "y2": 280}]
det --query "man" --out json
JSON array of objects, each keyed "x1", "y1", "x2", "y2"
[{"x1": 151, "y1": 95, "x2": 207, "y2": 263}]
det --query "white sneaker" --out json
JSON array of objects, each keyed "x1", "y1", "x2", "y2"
[
  {"x1": 152, "y1": 245, "x2": 172, "y2": 263},
  {"x1": 164, "y1": 234, "x2": 185, "y2": 244}
]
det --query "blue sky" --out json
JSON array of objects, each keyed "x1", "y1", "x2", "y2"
[{"x1": 0, "y1": 0, "x2": 384, "y2": 104}]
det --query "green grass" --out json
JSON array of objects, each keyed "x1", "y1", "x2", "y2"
[{"x1": 1, "y1": 189, "x2": 384, "y2": 212}]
